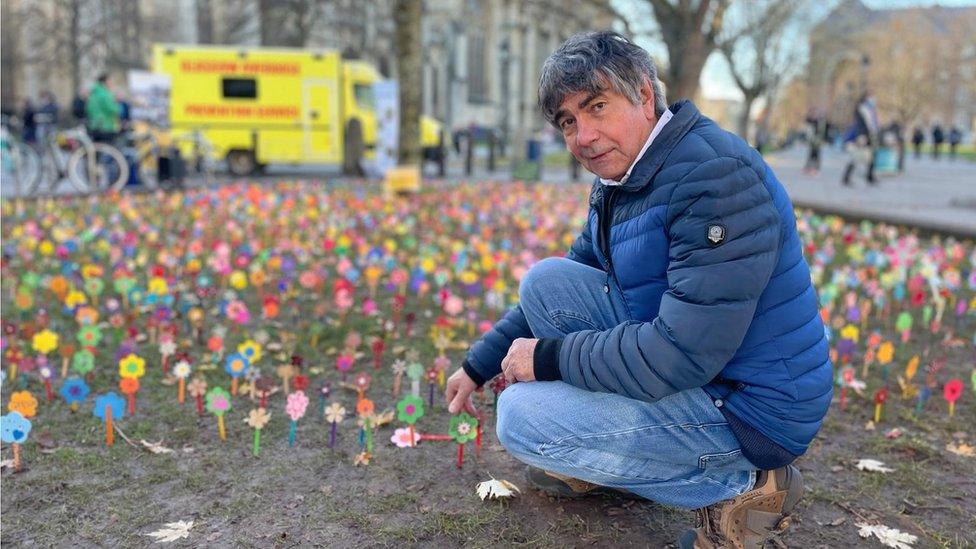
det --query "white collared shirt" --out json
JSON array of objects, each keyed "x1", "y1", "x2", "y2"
[{"x1": 599, "y1": 108, "x2": 673, "y2": 186}]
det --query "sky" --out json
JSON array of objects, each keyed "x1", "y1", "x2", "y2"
[{"x1": 612, "y1": 0, "x2": 976, "y2": 101}]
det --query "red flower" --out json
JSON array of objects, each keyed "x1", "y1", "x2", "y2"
[
  {"x1": 292, "y1": 374, "x2": 310, "y2": 392},
  {"x1": 910, "y1": 290, "x2": 925, "y2": 307}
]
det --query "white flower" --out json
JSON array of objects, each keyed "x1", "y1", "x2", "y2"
[{"x1": 173, "y1": 361, "x2": 192, "y2": 379}]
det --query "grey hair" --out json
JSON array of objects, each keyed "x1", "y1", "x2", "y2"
[{"x1": 539, "y1": 30, "x2": 667, "y2": 128}]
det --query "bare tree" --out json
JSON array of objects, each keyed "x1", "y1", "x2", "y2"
[
  {"x1": 260, "y1": 0, "x2": 326, "y2": 47},
  {"x1": 394, "y1": 0, "x2": 422, "y2": 165},
  {"x1": 718, "y1": 0, "x2": 802, "y2": 137},
  {"x1": 644, "y1": 0, "x2": 730, "y2": 102},
  {"x1": 197, "y1": 0, "x2": 215, "y2": 44}
]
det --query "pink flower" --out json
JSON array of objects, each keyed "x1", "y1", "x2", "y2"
[
  {"x1": 285, "y1": 391, "x2": 309, "y2": 421},
  {"x1": 226, "y1": 300, "x2": 250, "y2": 324},
  {"x1": 391, "y1": 427, "x2": 420, "y2": 448}
]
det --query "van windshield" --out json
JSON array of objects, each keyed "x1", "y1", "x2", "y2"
[{"x1": 353, "y1": 84, "x2": 375, "y2": 110}]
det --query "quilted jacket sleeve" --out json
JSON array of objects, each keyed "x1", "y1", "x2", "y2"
[
  {"x1": 553, "y1": 156, "x2": 782, "y2": 401},
  {"x1": 462, "y1": 304, "x2": 532, "y2": 386}
]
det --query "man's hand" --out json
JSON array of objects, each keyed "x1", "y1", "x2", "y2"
[
  {"x1": 501, "y1": 338, "x2": 538, "y2": 383},
  {"x1": 445, "y1": 367, "x2": 479, "y2": 415}
]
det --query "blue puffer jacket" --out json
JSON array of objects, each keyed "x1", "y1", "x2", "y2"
[{"x1": 463, "y1": 101, "x2": 832, "y2": 468}]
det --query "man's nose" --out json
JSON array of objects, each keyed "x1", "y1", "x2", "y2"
[{"x1": 575, "y1": 118, "x2": 599, "y2": 149}]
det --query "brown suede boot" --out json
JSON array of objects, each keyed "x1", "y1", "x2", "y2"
[
  {"x1": 524, "y1": 466, "x2": 642, "y2": 499},
  {"x1": 677, "y1": 465, "x2": 803, "y2": 549}
]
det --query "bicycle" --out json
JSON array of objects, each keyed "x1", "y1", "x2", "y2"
[
  {"x1": 0, "y1": 118, "x2": 42, "y2": 196},
  {"x1": 31, "y1": 125, "x2": 129, "y2": 196}
]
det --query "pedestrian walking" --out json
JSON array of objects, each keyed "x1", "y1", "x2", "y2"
[
  {"x1": 85, "y1": 73, "x2": 121, "y2": 143},
  {"x1": 948, "y1": 126, "x2": 962, "y2": 160},
  {"x1": 841, "y1": 93, "x2": 879, "y2": 186},
  {"x1": 931, "y1": 123, "x2": 944, "y2": 160},
  {"x1": 911, "y1": 127, "x2": 924, "y2": 159}
]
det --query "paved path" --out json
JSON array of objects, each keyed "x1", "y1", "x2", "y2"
[{"x1": 764, "y1": 146, "x2": 976, "y2": 237}]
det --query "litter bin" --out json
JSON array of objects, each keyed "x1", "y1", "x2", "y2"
[{"x1": 526, "y1": 139, "x2": 542, "y2": 163}]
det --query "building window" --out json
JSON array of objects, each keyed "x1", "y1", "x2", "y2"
[
  {"x1": 222, "y1": 78, "x2": 257, "y2": 99},
  {"x1": 467, "y1": 33, "x2": 487, "y2": 104}
]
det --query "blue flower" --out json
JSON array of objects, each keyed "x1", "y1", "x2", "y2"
[
  {"x1": 93, "y1": 392, "x2": 126, "y2": 421},
  {"x1": 60, "y1": 378, "x2": 90, "y2": 405},
  {"x1": 224, "y1": 353, "x2": 251, "y2": 378},
  {"x1": 1, "y1": 411, "x2": 32, "y2": 444}
]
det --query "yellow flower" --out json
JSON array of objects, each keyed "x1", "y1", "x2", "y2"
[
  {"x1": 840, "y1": 325, "x2": 859, "y2": 343},
  {"x1": 39, "y1": 240, "x2": 54, "y2": 256},
  {"x1": 119, "y1": 354, "x2": 146, "y2": 379},
  {"x1": 237, "y1": 340, "x2": 262, "y2": 363},
  {"x1": 877, "y1": 342, "x2": 895, "y2": 365},
  {"x1": 148, "y1": 276, "x2": 169, "y2": 295},
  {"x1": 64, "y1": 290, "x2": 88, "y2": 309},
  {"x1": 8, "y1": 391, "x2": 38, "y2": 418},
  {"x1": 229, "y1": 270, "x2": 248, "y2": 290},
  {"x1": 32, "y1": 329, "x2": 59, "y2": 354}
]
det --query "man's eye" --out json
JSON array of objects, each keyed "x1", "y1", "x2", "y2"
[
  {"x1": 592, "y1": 102, "x2": 607, "y2": 112},
  {"x1": 560, "y1": 118, "x2": 575, "y2": 129}
]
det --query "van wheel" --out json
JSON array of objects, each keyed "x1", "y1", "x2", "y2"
[
  {"x1": 227, "y1": 150, "x2": 257, "y2": 176},
  {"x1": 343, "y1": 120, "x2": 364, "y2": 176}
]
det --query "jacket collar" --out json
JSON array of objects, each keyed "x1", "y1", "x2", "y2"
[{"x1": 618, "y1": 100, "x2": 701, "y2": 192}]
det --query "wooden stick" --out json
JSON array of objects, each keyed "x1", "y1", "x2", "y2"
[
  {"x1": 106, "y1": 406, "x2": 114, "y2": 446},
  {"x1": 218, "y1": 414, "x2": 226, "y2": 441}
]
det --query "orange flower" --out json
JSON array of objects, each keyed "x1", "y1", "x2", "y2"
[
  {"x1": 8, "y1": 391, "x2": 39, "y2": 418},
  {"x1": 356, "y1": 398, "x2": 375, "y2": 417},
  {"x1": 75, "y1": 306, "x2": 100, "y2": 326},
  {"x1": 49, "y1": 276, "x2": 69, "y2": 298},
  {"x1": 119, "y1": 376, "x2": 140, "y2": 395}
]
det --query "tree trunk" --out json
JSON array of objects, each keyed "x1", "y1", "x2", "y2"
[
  {"x1": 259, "y1": 0, "x2": 275, "y2": 46},
  {"x1": 70, "y1": 0, "x2": 82, "y2": 95},
  {"x1": 394, "y1": 0, "x2": 422, "y2": 165},
  {"x1": 665, "y1": 33, "x2": 710, "y2": 102},
  {"x1": 196, "y1": 0, "x2": 214, "y2": 44},
  {"x1": 0, "y1": 0, "x2": 20, "y2": 109},
  {"x1": 738, "y1": 94, "x2": 758, "y2": 138}
]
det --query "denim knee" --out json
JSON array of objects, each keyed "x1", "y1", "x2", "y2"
[
  {"x1": 495, "y1": 384, "x2": 536, "y2": 456},
  {"x1": 518, "y1": 256, "x2": 572, "y2": 307}
]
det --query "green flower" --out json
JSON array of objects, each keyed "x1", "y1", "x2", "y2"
[
  {"x1": 77, "y1": 325, "x2": 103, "y2": 347},
  {"x1": 85, "y1": 277, "x2": 105, "y2": 296},
  {"x1": 448, "y1": 413, "x2": 478, "y2": 444},
  {"x1": 396, "y1": 395, "x2": 425, "y2": 425},
  {"x1": 406, "y1": 362, "x2": 425, "y2": 381},
  {"x1": 205, "y1": 387, "x2": 232, "y2": 416},
  {"x1": 72, "y1": 349, "x2": 95, "y2": 374}
]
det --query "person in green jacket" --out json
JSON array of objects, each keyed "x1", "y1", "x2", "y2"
[{"x1": 85, "y1": 73, "x2": 120, "y2": 142}]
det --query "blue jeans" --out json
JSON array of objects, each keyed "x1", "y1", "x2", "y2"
[{"x1": 496, "y1": 257, "x2": 756, "y2": 509}]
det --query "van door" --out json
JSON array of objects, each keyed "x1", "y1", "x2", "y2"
[{"x1": 302, "y1": 78, "x2": 341, "y2": 163}]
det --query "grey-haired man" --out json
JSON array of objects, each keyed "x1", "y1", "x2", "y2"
[{"x1": 445, "y1": 30, "x2": 830, "y2": 548}]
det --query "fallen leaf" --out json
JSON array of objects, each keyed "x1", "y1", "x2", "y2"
[
  {"x1": 828, "y1": 517, "x2": 846, "y2": 527},
  {"x1": 855, "y1": 459, "x2": 894, "y2": 473},
  {"x1": 856, "y1": 522, "x2": 917, "y2": 549},
  {"x1": 946, "y1": 442, "x2": 975, "y2": 457},
  {"x1": 885, "y1": 428, "x2": 903, "y2": 439},
  {"x1": 476, "y1": 478, "x2": 521, "y2": 501},
  {"x1": 830, "y1": 465, "x2": 844, "y2": 473},
  {"x1": 864, "y1": 420, "x2": 876, "y2": 431},
  {"x1": 0, "y1": 459, "x2": 14, "y2": 470},
  {"x1": 353, "y1": 451, "x2": 371, "y2": 466},
  {"x1": 146, "y1": 520, "x2": 193, "y2": 543},
  {"x1": 140, "y1": 440, "x2": 175, "y2": 454}
]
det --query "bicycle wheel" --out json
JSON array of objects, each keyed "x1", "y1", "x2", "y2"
[
  {"x1": 67, "y1": 143, "x2": 130, "y2": 192},
  {"x1": 2, "y1": 141, "x2": 41, "y2": 196}
]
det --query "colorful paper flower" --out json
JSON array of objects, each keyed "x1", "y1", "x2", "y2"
[
  {"x1": 286, "y1": 391, "x2": 309, "y2": 421},
  {"x1": 1, "y1": 412, "x2": 32, "y2": 444},
  {"x1": 356, "y1": 398, "x2": 375, "y2": 417},
  {"x1": 205, "y1": 387, "x2": 232, "y2": 415},
  {"x1": 406, "y1": 362, "x2": 425, "y2": 381},
  {"x1": 391, "y1": 427, "x2": 421, "y2": 448},
  {"x1": 7, "y1": 391, "x2": 38, "y2": 418},
  {"x1": 119, "y1": 376, "x2": 140, "y2": 395},
  {"x1": 449, "y1": 412, "x2": 478, "y2": 444},
  {"x1": 173, "y1": 360, "x2": 192, "y2": 379},
  {"x1": 237, "y1": 340, "x2": 263, "y2": 363},
  {"x1": 72, "y1": 349, "x2": 95, "y2": 375},
  {"x1": 188, "y1": 378, "x2": 208, "y2": 398},
  {"x1": 60, "y1": 378, "x2": 90, "y2": 405},
  {"x1": 324, "y1": 402, "x2": 347, "y2": 423},
  {"x1": 118, "y1": 354, "x2": 146, "y2": 379},
  {"x1": 396, "y1": 395, "x2": 425, "y2": 425},
  {"x1": 93, "y1": 392, "x2": 126, "y2": 421},
  {"x1": 224, "y1": 353, "x2": 251, "y2": 378},
  {"x1": 32, "y1": 329, "x2": 59, "y2": 354},
  {"x1": 246, "y1": 407, "x2": 271, "y2": 429},
  {"x1": 77, "y1": 325, "x2": 103, "y2": 347}
]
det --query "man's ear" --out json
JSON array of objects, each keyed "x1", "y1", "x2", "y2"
[{"x1": 640, "y1": 77, "x2": 656, "y2": 121}]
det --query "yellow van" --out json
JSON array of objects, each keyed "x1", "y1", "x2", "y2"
[{"x1": 152, "y1": 44, "x2": 443, "y2": 175}]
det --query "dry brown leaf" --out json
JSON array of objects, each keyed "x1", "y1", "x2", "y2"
[
  {"x1": 946, "y1": 442, "x2": 975, "y2": 457},
  {"x1": 140, "y1": 440, "x2": 175, "y2": 454},
  {"x1": 145, "y1": 520, "x2": 193, "y2": 543},
  {"x1": 476, "y1": 478, "x2": 521, "y2": 500}
]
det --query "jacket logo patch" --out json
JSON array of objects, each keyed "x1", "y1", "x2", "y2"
[{"x1": 707, "y1": 224, "x2": 726, "y2": 245}]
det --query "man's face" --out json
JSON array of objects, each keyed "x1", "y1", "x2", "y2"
[{"x1": 554, "y1": 78, "x2": 658, "y2": 181}]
